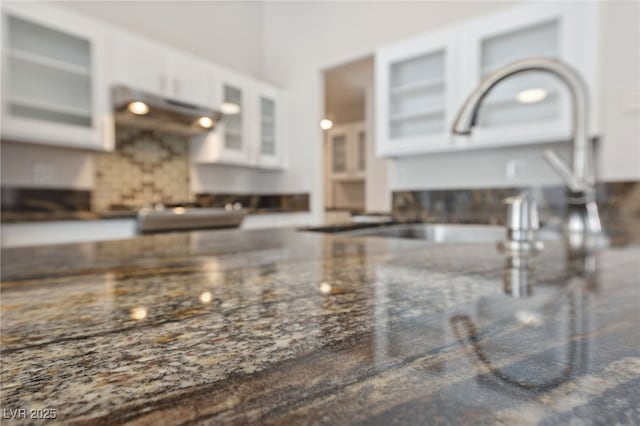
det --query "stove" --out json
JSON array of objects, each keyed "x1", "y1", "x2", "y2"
[{"x1": 136, "y1": 204, "x2": 246, "y2": 234}]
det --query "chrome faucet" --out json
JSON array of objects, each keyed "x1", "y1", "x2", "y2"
[{"x1": 452, "y1": 57, "x2": 606, "y2": 250}]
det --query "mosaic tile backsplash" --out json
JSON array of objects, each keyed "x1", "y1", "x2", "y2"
[{"x1": 93, "y1": 126, "x2": 192, "y2": 212}]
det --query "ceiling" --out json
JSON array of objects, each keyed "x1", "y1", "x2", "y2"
[{"x1": 55, "y1": 1, "x2": 264, "y2": 77}]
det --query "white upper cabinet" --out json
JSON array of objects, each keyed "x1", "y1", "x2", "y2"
[
  {"x1": 459, "y1": 2, "x2": 598, "y2": 147},
  {"x1": 165, "y1": 52, "x2": 213, "y2": 108},
  {"x1": 376, "y1": 29, "x2": 458, "y2": 157},
  {"x1": 327, "y1": 121, "x2": 366, "y2": 181},
  {"x1": 211, "y1": 69, "x2": 252, "y2": 164},
  {"x1": 252, "y1": 81, "x2": 286, "y2": 169},
  {"x1": 110, "y1": 32, "x2": 213, "y2": 108},
  {"x1": 375, "y1": 2, "x2": 599, "y2": 157},
  {"x1": 110, "y1": 32, "x2": 167, "y2": 96},
  {"x1": 1, "y1": 2, "x2": 113, "y2": 151},
  {"x1": 191, "y1": 76, "x2": 287, "y2": 170},
  {"x1": 0, "y1": 2, "x2": 287, "y2": 167}
]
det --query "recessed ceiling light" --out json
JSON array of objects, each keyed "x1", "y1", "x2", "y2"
[
  {"x1": 516, "y1": 88, "x2": 548, "y2": 104},
  {"x1": 127, "y1": 101, "x2": 149, "y2": 115},
  {"x1": 320, "y1": 118, "x2": 333, "y2": 130},
  {"x1": 198, "y1": 116, "x2": 214, "y2": 128},
  {"x1": 221, "y1": 102, "x2": 240, "y2": 115}
]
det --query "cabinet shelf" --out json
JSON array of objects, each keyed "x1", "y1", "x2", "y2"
[
  {"x1": 8, "y1": 95, "x2": 91, "y2": 118},
  {"x1": 390, "y1": 107, "x2": 444, "y2": 122},
  {"x1": 390, "y1": 77, "x2": 444, "y2": 95},
  {"x1": 6, "y1": 48, "x2": 91, "y2": 77}
]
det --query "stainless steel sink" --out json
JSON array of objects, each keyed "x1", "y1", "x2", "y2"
[{"x1": 341, "y1": 223, "x2": 560, "y2": 243}]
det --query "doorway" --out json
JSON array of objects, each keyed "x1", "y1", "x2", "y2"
[{"x1": 322, "y1": 55, "x2": 389, "y2": 224}]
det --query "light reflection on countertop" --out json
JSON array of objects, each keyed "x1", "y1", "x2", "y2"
[{"x1": 0, "y1": 227, "x2": 638, "y2": 425}]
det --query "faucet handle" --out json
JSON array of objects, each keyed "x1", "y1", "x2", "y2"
[{"x1": 544, "y1": 149, "x2": 586, "y2": 193}]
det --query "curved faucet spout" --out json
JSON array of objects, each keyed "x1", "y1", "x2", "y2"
[
  {"x1": 452, "y1": 57, "x2": 605, "y2": 250},
  {"x1": 451, "y1": 57, "x2": 592, "y2": 189}
]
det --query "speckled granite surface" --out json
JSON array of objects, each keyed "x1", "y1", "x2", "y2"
[{"x1": 1, "y1": 228, "x2": 638, "y2": 425}]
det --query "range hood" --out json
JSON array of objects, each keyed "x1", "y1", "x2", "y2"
[{"x1": 112, "y1": 85, "x2": 222, "y2": 136}]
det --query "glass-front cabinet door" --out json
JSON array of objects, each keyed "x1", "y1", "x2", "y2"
[
  {"x1": 253, "y1": 82, "x2": 285, "y2": 169},
  {"x1": 460, "y1": 2, "x2": 598, "y2": 147},
  {"x1": 375, "y1": 28, "x2": 458, "y2": 157},
  {"x1": 210, "y1": 70, "x2": 251, "y2": 164},
  {"x1": 328, "y1": 126, "x2": 350, "y2": 181},
  {"x1": 1, "y1": 2, "x2": 112, "y2": 150},
  {"x1": 190, "y1": 74, "x2": 287, "y2": 170}
]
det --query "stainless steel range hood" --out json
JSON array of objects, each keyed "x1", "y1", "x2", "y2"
[{"x1": 112, "y1": 85, "x2": 222, "y2": 136}]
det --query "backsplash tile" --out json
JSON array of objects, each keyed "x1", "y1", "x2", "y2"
[
  {"x1": 392, "y1": 181, "x2": 640, "y2": 241},
  {"x1": 1, "y1": 187, "x2": 91, "y2": 213},
  {"x1": 195, "y1": 193, "x2": 310, "y2": 213},
  {"x1": 93, "y1": 126, "x2": 192, "y2": 212}
]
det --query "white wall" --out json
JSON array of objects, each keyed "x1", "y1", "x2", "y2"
[
  {"x1": 365, "y1": 87, "x2": 390, "y2": 212},
  {"x1": 1, "y1": 141, "x2": 95, "y2": 189},
  {"x1": 597, "y1": 0, "x2": 640, "y2": 182},
  {"x1": 58, "y1": 1, "x2": 265, "y2": 78}
]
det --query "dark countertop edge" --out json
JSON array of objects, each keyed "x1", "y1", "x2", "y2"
[
  {"x1": 1, "y1": 212, "x2": 138, "y2": 223},
  {"x1": 1, "y1": 209, "x2": 312, "y2": 224}
]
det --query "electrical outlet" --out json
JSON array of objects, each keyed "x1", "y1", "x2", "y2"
[
  {"x1": 33, "y1": 163, "x2": 55, "y2": 184},
  {"x1": 505, "y1": 159, "x2": 523, "y2": 180}
]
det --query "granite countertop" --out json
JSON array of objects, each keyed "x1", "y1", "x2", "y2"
[{"x1": 1, "y1": 228, "x2": 638, "y2": 425}]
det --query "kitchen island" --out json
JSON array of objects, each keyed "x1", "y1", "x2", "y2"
[{"x1": 1, "y1": 228, "x2": 638, "y2": 425}]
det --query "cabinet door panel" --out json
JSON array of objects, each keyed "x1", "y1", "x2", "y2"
[
  {"x1": 375, "y1": 28, "x2": 458, "y2": 157},
  {"x1": 1, "y1": 2, "x2": 111, "y2": 150},
  {"x1": 199, "y1": 70, "x2": 252, "y2": 164},
  {"x1": 168, "y1": 53, "x2": 212, "y2": 107},
  {"x1": 111, "y1": 32, "x2": 166, "y2": 95},
  {"x1": 332, "y1": 135, "x2": 347, "y2": 173},
  {"x1": 460, "y1": 2, "x2": 598, "y2": 146},
  {"x1": 253, "y1": 82, "x2": 285, "y2": 169}
]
